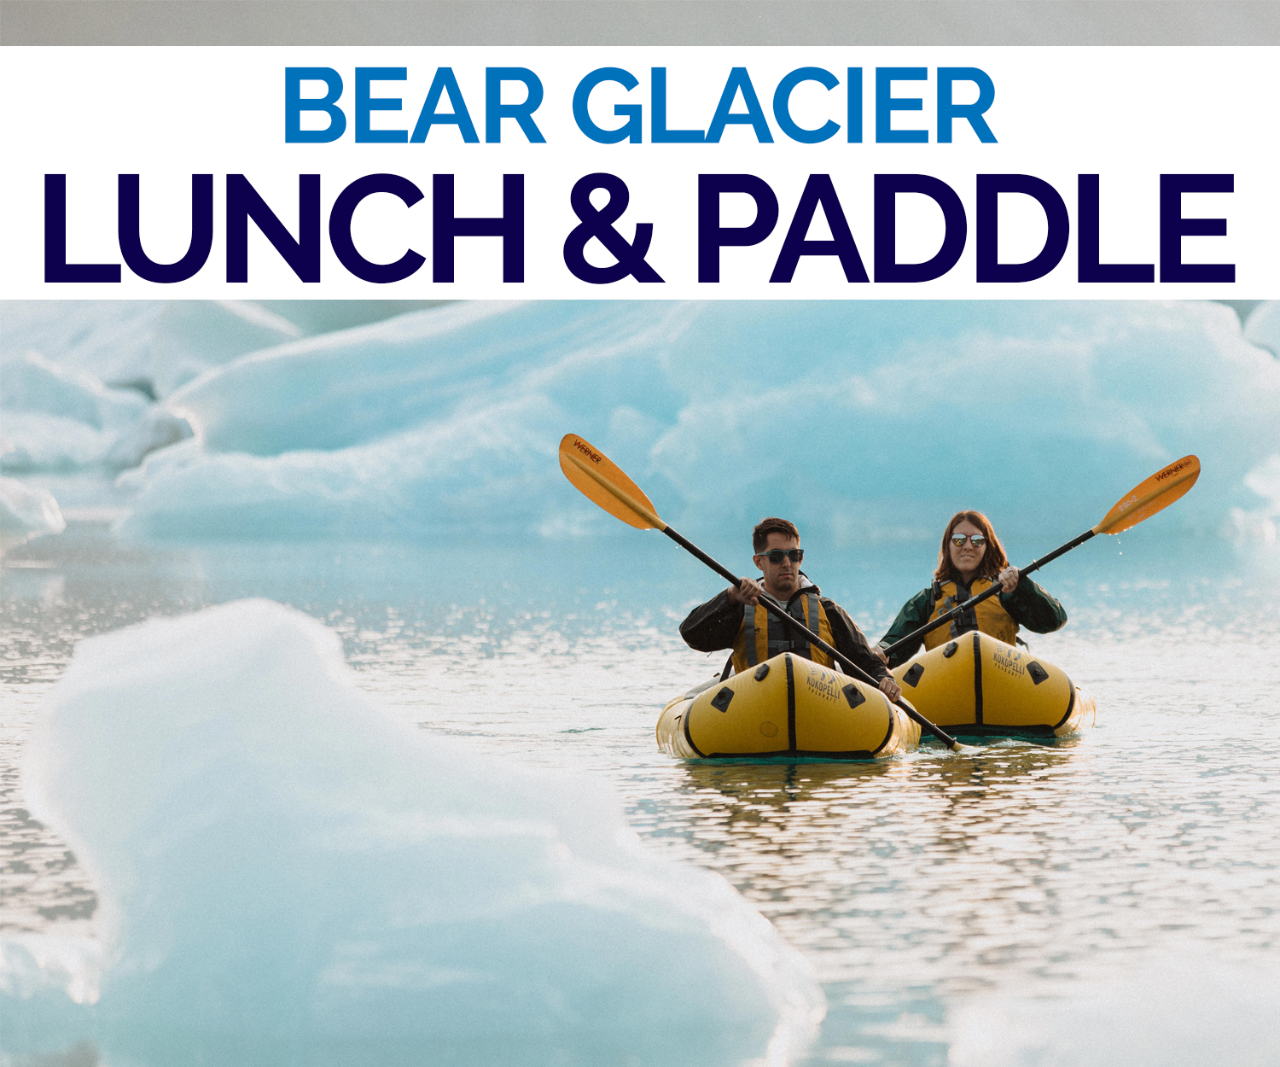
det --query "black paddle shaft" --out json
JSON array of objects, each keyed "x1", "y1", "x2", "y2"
[
  {"x1": 661, "y1": 526, "x2": 965, "y2": 751},
  {"x1": 882, "y1": 529, "x2": 1097, "y2": 658}
]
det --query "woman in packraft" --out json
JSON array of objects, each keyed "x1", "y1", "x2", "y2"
[{"x1": 877, "y1": 510, "x2": 1066, "y2": 668}]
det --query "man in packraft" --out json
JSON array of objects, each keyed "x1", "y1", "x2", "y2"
[{"x1": 679, "y1": 516, "x2": 901, "y2": 700}]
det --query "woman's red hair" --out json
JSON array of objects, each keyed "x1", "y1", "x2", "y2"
[{"x1": 934, "y1": 511, "x2": 1009, "y2": 583}]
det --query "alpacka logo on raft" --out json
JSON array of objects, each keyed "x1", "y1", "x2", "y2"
[{"x1": 573, "y1": 439, "x2": 602, "y2": 463}]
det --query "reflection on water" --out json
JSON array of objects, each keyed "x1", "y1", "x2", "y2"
[{"x1": 2, "y1": 523, "x2": 1279, "y2": 1065}]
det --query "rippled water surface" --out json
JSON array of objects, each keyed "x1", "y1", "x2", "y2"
[{"x1": 3, "y1": 523, "x2": 1279, "y2": 1064}]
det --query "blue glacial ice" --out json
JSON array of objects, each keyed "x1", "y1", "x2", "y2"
[
  {"x1": 2, "y1": 599, "x2": 824, "y2": 1067},
  {"x1": 0, "y1": 301, "x2": 435, "y2": 480},
  {"x1": 3, "y1": 299, "x2": 1278, "y2": 543},
  {"x1": 0, "y1": 350, "x2": 154, "y2": 470},
  {"x1": 121, "y1": 300, "x2": 1280, "y2": 543},
  {"x1": 0, "y1": 300, "x2": 444, "y2": 398},
  {"x1": 0, "y1": 300, "x2": 299, "y2": 399}
]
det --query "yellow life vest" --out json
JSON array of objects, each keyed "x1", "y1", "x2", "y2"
[
  {"x1": 731, "y1": 590, "x2": 836, "y2": 674},
  {"x1": 922, "y1": 577, "x2": 1018, "y2": 650}
]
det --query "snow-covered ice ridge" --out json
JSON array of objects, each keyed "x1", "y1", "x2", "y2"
[
  {"x1": 3, "y1": 300, "x2": 1277, "y2": 543},
  {"x1": 2, "y1": 599, "x2": 824, "y2": 1066}
]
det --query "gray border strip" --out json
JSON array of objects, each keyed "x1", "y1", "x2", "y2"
[{"x1": 4, "y1": 1, "x2": 1280, "y2": 46}]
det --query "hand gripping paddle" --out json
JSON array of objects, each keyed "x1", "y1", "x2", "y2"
[
  {"x1": 881, "y1": 455, "x2": 1201, "y2": 658},
  {"x1": 559, "y1": 433, "x2": 973, "y2": 753}
]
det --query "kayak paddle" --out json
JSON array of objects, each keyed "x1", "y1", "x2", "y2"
[
  {"x1": 558, "y1": 433, "x2": 972, "y2": 753},
  {"x1": 882, "y1": 454, "x2": 1201, "y2": 659}
]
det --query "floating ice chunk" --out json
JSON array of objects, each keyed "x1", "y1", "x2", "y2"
[
  {"x1": 0, "y1": 475, "x2": 66, "y2": 551},
  {"x1": 7, "y1": 600, "x2": 823, "y2": 1066}
]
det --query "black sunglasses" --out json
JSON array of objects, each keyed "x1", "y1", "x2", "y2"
[
  {"x1": 950, "y1": 534, "x2": 987, "y2": 547},
  {"x1": 759, "y1": 548, "x2": 804, "y2": 564}
]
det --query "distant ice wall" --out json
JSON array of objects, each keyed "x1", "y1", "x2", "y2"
[
  {"x1": 4, "y1": 299, "x2": 1277, "y2": 543},
  {"x1": 126, "y1": 300, "x2": 1280, "y2": 543},
  {"x1": 4, "y1": 599, "x2": 823, "y2": 1066}
]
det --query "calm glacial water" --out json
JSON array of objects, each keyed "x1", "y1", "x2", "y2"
[{"x1": 3, "y1": 521, "x2": 1279, "y2": 1065}]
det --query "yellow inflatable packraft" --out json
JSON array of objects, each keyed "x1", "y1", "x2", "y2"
[
  {"x1": 891, "y1": 631, "x2": 1096, "y2": 738},
  {"x1": 657, "y1": 653, "x2": 921, "y2": 760}
]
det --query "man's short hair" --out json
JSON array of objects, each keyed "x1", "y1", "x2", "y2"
[{"x1": 753, "y1": 517, "x2": 800, "y2": 553}]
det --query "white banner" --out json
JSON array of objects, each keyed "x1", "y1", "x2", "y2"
[{"x1": 2, "y1": 45, "x2": 1277, "y2": 298}]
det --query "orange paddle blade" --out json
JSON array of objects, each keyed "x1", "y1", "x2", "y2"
[
  {"x1": 1093, "y1": 455, "x2": 1200, "y2": 535},
  {"x1": 559, "y1": 434, "x2": 666, "y2": 531}
]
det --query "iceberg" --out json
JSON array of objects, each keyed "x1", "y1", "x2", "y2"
[
  {"x1": 4, "y1": 299, "x2": 1277, "y2": 542},
  {"x1": 0, "y1": 475, "x2": 66, "y2": 552},
  {"x1": 3, "y1": 599, "x2": 823, "y2": 1067},
  {"x1": 116, "y1": 300, "x2": 1280, "y2": 544}
]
